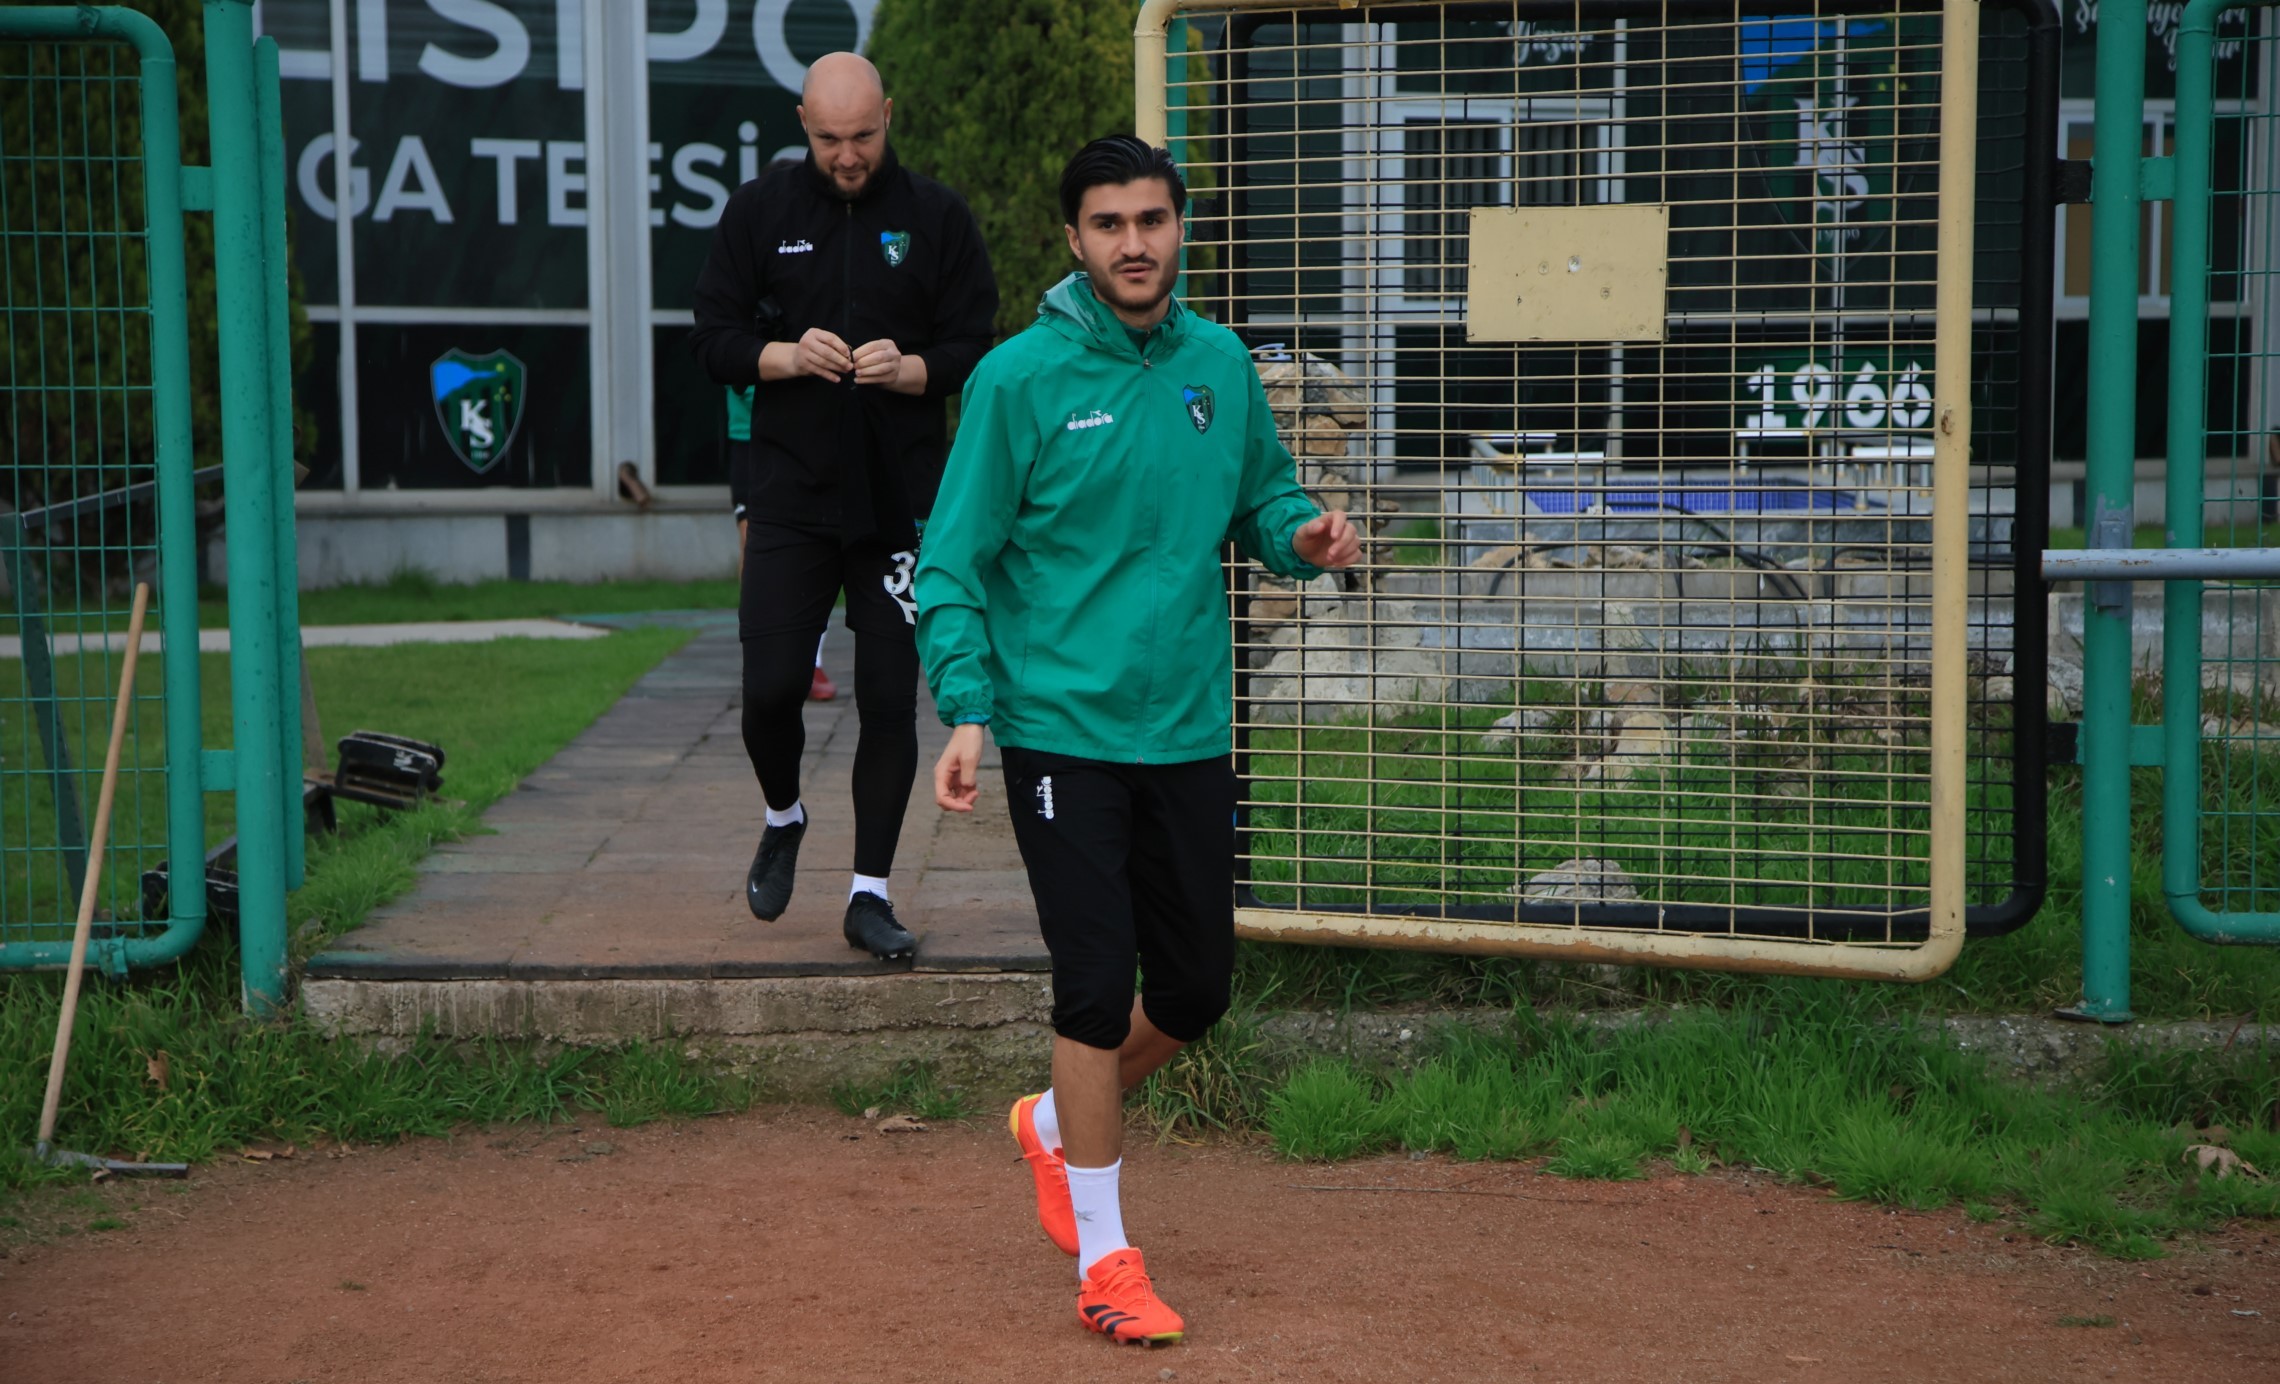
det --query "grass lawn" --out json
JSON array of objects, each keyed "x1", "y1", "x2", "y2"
[
  {"x1": 2, "y1": 628, "x2": 693, "y2": 941},
  {"x1": 1, "y1": 626, "x2": 716, "y2": 1191},
  {"x1": 1232, "y1": 687, "x2": 2280, "y2": 1021},
  {"x1": 2047, "y1": 522, "x2": 2271, "y2": 549},
  {"x1": 211, "y1": 571, "x2": 741, "y2": 628},
  {"x1": 3, "y1": 574, "x2": 740, "y2": 644},
  {"x1": 1232, "y1": 990, "x2": 2280, "y2": 1258}
]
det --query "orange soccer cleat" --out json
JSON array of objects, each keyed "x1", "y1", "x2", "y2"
[
  {"x1": 808, "y1": 665, "x2": 837, "y2": 701},
  {"x1": 1009, "y1": 1094, "x2": 1078, "y2": 1256},
  {"x1": 1075, "y1": 1248, "x2": 1185, "y2": 1346}
]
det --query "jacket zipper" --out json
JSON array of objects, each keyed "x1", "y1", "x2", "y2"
[
  {"x1": 842, "y1": 201, "x2": 855, "y2": 394},
  {"x1": 1135, "y1": 334, "x2": 1161, "y2": 762}
]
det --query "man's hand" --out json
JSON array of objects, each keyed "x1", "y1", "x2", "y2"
[
  {"x1": 1294, "y1": 510, "x2": 1362, "y2": 569},
  {"x1": 787, "y1": 327, "x2": 855, "y2": 381},
  {"x1": 935, "y1": 722, "x2": 985, "y2": 812},
  {"x1": 853, "y1": 340, "x2": 928, "y2": 395},
  {"x1": 852, "y1": 338, "x2": 901, "y2": 385}
]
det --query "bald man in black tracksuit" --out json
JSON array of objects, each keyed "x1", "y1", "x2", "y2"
[{"x1": 689, "y1": 53, "x2": 997, "y2": 960}]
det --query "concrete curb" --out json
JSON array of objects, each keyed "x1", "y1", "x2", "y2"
[{"x1": 304, "y1": 973, "x2": 2275, "y2": 1101}]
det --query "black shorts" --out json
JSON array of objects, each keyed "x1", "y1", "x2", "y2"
[
  {"x1": 1000, "y1": 747, "x2": 1236, "y2": 1050},
  {"x1": 739, "y1": 519, "x2": 918, "y2": 641}
]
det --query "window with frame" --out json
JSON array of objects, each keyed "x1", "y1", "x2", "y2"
[
  {"x1": 2056, "y1": 102, "x2": 2250, "y2": 319},
  {"x1": 1378, "y1": 99, "x2": 1614, "y2": 307}
]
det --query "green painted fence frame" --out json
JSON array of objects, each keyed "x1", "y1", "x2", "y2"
[
  {"x1": 0, "y1": 4, "x2": 207, "y2": 978},
  {"x1": 0, "y1": 3, "x2": 300, "y2": 1016},
  {"x1": 2163, "y1": 0, "x2": 2280, "y2": 947},
  {"x1": 2071, "y1": 0, "x2": 2280, "y2": 1021}
]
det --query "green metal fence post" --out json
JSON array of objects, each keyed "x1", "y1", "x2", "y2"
[
  {"x1": 2072, "y1": 0, "x2": 2150, "y2": 1021},
  {"x1": 2160, "y1": 0, "x2": 2280, "y2": 943},
  {"x1": 204, "y1": 0, "x2": 288, "y2": 1015},
  {"x1": 252, "y1": 34, "x2": 305, "y2": 890},
  {"x1": 139, "y1": 7, "x2": 212, "y2": 970}
]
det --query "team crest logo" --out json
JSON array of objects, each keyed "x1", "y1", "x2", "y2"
[
  {"x1": 429, "y1": 348, "x2": 525, "y2": 473},
  {"x1": 880, "y1": 230, "x2": 911, "y2": 267},
  {"x1": 1739, "y1": 16, "x2": 1938, "y2": 258},
  {"x1": 1182, "y1": 384, "x2": 1213, "y2": 434}
]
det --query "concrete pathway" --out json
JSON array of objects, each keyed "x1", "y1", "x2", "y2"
[{"x1": 305, "y1": 619, "x2": 1045, "y2": 982}]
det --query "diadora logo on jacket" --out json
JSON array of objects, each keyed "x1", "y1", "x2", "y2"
[
  {"x1": 1064, "y1": 409, "x2": 1115, "y2": 432},
  {"x1": 776, "y1": 239, "x2": 815, "y2": 254}
]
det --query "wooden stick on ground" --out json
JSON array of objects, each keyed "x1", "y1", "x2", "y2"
[{"x1": 35, "y1": 581, "x2": 152, "y2": 1153}]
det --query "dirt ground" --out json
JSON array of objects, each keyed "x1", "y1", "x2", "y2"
[{"x1": 2, "y1": 1107, "x2": 2274, "y2": 1384}]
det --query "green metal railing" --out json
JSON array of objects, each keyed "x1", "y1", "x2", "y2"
[
  {"x1": 2064, "y1": 0, "x2": 2280, "y2": 1020},
  {"x1": 1, "y1": 5, "x2": 206, "y2": 977},
  {"x1": 2164, "y1": 0, "x2": 2280, "y2": 944},
  {"x1": 2, "y1": 3, "x2": 301, "y2": 1015}
]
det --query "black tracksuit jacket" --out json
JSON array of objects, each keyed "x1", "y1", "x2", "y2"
[{"x1": 689, "y1": 148, "x2": 997, "y2": 547}]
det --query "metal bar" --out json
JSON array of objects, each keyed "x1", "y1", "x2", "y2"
[
  {"x1": 1985, "y1": 0, "x2": 2064, "y2": 938},
  {"x1": 1923, "y1": 0, "x2": 1983, "y2": 974},
  {"x1": 204, "y1": 0, "x2": 289, "y2": 1015},
  {"x1": 2070, "y1": 0, "x2": 2149, "y2": 1020},
  {"x1": 324, "y1": 0, "x2": 359, "y2": 495},
  {"x1": 253, "y1": 35, "x2": 306, "y2": 885},
  {"x1": 12, "y1": 463, "x2": 223, "y2": 531},
  {"x1": 2042, "y1": 546, "x2": 2280, "y2": 579},
  {"x1": 299, "y1": 304, "x2": 593, "y2": 325},
  {"x1": 1, "y1": 515, "x2": 90, "y2": 903},
  {"x1": 139, "y1": 7, "x2": 211, "y2": 972},
  {"x1": 2161, "y1": 0, "x2": 2280, "y2": 944}
]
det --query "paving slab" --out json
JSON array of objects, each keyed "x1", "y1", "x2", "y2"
[{"x1": 306, "y1": 617, "x2": 1047, "y2": 989}]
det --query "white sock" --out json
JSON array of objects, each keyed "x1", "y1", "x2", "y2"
[
  {"x1": 765, "y1": 800, "x2": 805, "y2": 829},
  {"x1": 1065, "y1": 1159, "x2": 1130, "y2": 1278},
  {"x1": 849, "y1": 873, "x2": 889, "y2": 902},
  {"x1": 1032, "y1": 1089, "x2": 1062, "y2": 1153},
  {"x1": 815, "y1": 632, "x2": 826, "y2": 667}
]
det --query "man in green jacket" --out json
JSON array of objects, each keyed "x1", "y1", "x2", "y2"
[{"x1": 915, "y1": 136, "x2": 1358, "y2": 1346}]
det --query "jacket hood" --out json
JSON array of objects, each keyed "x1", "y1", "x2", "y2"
[{"x1": 1036, "y1": 272, "x2": 1189, "y2": 359}]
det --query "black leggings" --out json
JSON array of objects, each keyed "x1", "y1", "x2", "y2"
[
  {"x1": 740, "y1": 627, "x2": 917, "y2": 877},
  {"x1": 738, "y1": 520, "x2": 922, "y2": 879}
]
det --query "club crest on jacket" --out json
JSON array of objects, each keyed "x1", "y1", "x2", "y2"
[
  {"x1": 880, "y1": 230, "x2": 911, "y2": 267},
  {"x1": 1182, "y1": 384, "x2": 1214, "y2": 434}
]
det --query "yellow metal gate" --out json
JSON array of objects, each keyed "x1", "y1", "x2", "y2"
[{"x1": 1138, "y1": 1, "x2": 1984, "y2": 977}]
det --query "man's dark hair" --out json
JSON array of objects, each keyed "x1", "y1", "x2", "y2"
[{"x1": 1058, "y1": 136, "x2": 1188, "y2": 225}]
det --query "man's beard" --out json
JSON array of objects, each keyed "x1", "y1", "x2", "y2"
[
  {"x1": 1086, "y1": 258, "x2": 1174, "y2": 316},
  {"x1": 814, "y1": 150, "x2": 875, "y2": 200}
]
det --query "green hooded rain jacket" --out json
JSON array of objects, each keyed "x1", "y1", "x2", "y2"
[{"x1": 913, "y1": 273, "x2": 1323, "y2": 763}]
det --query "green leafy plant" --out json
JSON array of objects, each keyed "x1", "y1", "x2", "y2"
[{"x1": 871, "y1": 0, "x2": 1141, "y2": 340}]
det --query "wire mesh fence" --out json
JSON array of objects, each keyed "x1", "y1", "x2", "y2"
[
  {"x1": 2183, "y1": 4, "x2": 2280, "y2": 921},
  {"x1": 1144, "y1": 0, "x2": 2028, "y2": 972},
  {"x1": 1, "y1": 27, "x2": 185, "y2": 955}
]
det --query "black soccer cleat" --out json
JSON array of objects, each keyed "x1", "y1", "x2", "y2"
[
  {"x1": 844, "y1": 891, "x2": 916, "y2": 961},
  {"x1": 745, "y1": 818, "x2": 806, "y2": 920}
]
